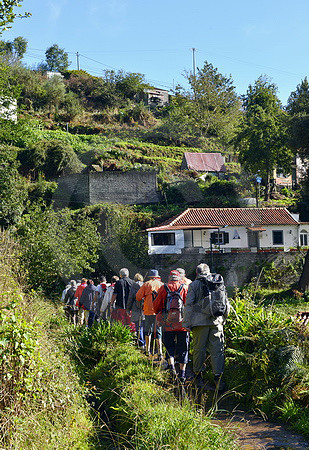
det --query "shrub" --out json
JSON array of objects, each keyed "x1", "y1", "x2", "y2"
[
  {"x1": 18, "y1": 138, "x2": 83, "y2": 179},
  {"x1": 225, "y1": 288, "x2": 309, "y2": 434},
  {"x1": 0, "y1": 144, "x2": 27, "y2": 227},
  {"x1": 16, "y1": 204, "x2": 100, "y2": 291}
]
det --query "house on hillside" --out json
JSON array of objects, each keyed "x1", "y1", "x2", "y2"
[
  {"x1": 136, "y1": 87, "x2": 169, "y2": 108},
  {"x1": 147, "y1": 207, "x2": 309, "y2": 255},
  {"x1": 0, "y1": 97, "x2": 17, "y2": 122},
  {"x1": 46, "y1": 71, "x2": 64, "y2": 80},
  {"x1": 180, "y1": 152, "x2": 226, "y2": 178},
  {"x1": 273, "y1": 156, "x2": 309, "y2": 189}
]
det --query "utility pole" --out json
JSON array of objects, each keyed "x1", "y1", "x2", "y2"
[
  {"x1": 76, "y1": 52, "x2": 80, "y2": 70},
  {"x1": 192, "y1": 48, "x2": 197, "y2": 100},
  {"x1": 192, "y1": 48, "x2": 196, "y2": 78}
]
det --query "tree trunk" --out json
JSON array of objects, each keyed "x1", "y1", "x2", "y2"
[
  {"x1": 298, "y1": 249, "x2": 309, "y2": 292},
  {"x1": 264, "y1": 170, "x2": 271, "y2": 201}
]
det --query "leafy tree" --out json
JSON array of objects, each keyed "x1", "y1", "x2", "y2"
[
  {"x1": 286, "y1": 78, "x2": 309, "y2": 158},
  {"x1": 0, "y1": 1, "x2": 30, "y2": 33},
  {"x1": 287, "y1": 77, "x2": 309, "y2": 115},
  {"x1": 110, "y1": 70, "x2": 149, "y2": 100},
  {"x1": 0, "y1": 36, "x2": 27, "y2": 60},
  {"x1": 12, "y1": 35, "x2": 27, "y2": 58},
  {"x1": 44, "y1": 44, "x2": 70, "y2": 72},
  {"x1": 9, "y1": 65, "x2": 47, "y2": 111},
  {"x1": 236, "y1": 77, "x2": 292, "y2": 200},
  {"x1": 154, "y1": 61, "x2": 241, "y2": 146},
  {"x1": 0, "y1": 144, "x2": 27, "y2": 227},
  {"x1": 43, "y1": 76, "x2": 66, "y2": 115},
  {"x1": 188, "y1": 62, "x2": 241, "y2": 139},
  {"x1": 57, "y1": 90, "x2": 82, "y2": 122},
  {"x1": 18, "y1": 138, "x2": 83, "y2": 179},
  {"x1": 16, "y1": 204, "x2": 101, "y2": 290},
  {"x1": 0, "y1": 59, "x2": 21, "y2": 100}
]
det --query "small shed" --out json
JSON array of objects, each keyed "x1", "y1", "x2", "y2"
[{"x1": 181, "y1": 152, "x2": 226, "y2": 177}]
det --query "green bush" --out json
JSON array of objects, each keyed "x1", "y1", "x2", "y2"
[
  {"x1": 0, "y1": 244, "x2": 95, "y2": 448},
  {"x1": 225, "y1": 288, "x2": 309, "y2": 434},
  {"x1": 16, "y1": 204, "x2": 100, "y2": 291}
]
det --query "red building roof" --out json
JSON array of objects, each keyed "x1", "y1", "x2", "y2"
[
  {"x1": 147, "y1": 208, "x2": 299, "y2": 232},
  {"x1": 182, "y1": 152, "x2": 226, "y2": 173}
]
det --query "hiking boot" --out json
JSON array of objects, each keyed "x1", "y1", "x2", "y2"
[
  {"x1": 168, "y1": 365, "x2": 177, "y2": 377},
  {"x1": 153, "y1": 354, "x2": 163, "y2": 362},
  {"x1": 143, "y1": 350, "x2": 150, "y2": 357}
]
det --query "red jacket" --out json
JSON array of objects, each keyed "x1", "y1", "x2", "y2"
[
  {"x1": 153, "y1": 280, "x2": 188, "y2": 332},
  {"x1": 75, "y1": 282, "x2": 87, "y2": 308}
]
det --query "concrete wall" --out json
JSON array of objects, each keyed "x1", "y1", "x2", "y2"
[
  {"x1": 53, "y1": 170, "x2": 160, "y2": 207},
  {"x1": 89, "y1": 170, "x2": 160, "y2": 205},
  {"x1": 149, "y1": 250, "x2": 306, "y2": 288},
  {"x1": 53, "y1": 173, "x2": 89, "y2": 208}
]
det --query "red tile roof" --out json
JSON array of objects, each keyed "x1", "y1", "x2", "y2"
[
  {"x1": 147, "y1": 208, "x2": 299, "y2": 231},
  {"x1": 182, "y1": 152, "x2": 226, "y2": 173}
]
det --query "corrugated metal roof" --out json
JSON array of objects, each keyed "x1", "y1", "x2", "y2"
[
  {"x1": 147, "y1": 208, "x2": 299, "y2": 231},
  {"x1": 183, "y1": 152, "x2": 226, "y2": 172}
]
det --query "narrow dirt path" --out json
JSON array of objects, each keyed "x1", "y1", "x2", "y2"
[
  {"x1": 213, "y1": 410, "x2": 309, "y2": 449},
  {"x1": 172, "y1": 361, "x2": 309, "y2": 450}
]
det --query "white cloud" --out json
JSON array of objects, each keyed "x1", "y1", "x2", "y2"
[
  {"x1": 87, "y1": 0, "x2": 128, "y2": 35},
  {"x1": 47, "y1": 1, "x2": 63, "y2": 21},
  {"x1": 88, "y1": 0, "x2": 128, "y2": 19},
  {"x1": 243, "y1": 24, "x2": 271, "y2": 37}
]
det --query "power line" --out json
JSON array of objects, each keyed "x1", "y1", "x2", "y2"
[{"x1": 79, "y1": 54, "x2": 117, "y2": 70}]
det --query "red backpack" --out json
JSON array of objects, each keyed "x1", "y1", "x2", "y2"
[{"x1": 160, "y1": 284, "x2": 184, "y2": 330}]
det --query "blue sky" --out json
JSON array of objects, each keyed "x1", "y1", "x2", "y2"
[{"x1": 3, "y1": 0, "x2": 309, "y2": 104}]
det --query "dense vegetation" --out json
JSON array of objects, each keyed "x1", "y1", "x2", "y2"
[{"x1": 0, "y1": 9, "x2": 309, "y2": 445}]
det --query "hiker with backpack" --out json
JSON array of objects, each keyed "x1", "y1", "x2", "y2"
[
  {"x1": 64, "y1": 280, "x2": 78, "y2": 325},
  {"x1": 79, "y1": 279, "x2": 96, "y2": 327},
  {"x1": 102, "y1": 275, "x2": 119, "y2": 321},
  {"x1": 94, "y1": 276, "x2": 108, "y2": 322},
  {"x1": 136, "y1": 269, "x2": 163, "y2": 359},
  {"x1": 127, "y1": 273, "x2": 145, "y2": 348},
  {"x1": 111, "y1": 268, "x2": 134, "y2": 327},
  {"x1": 183, "y1": 263, "x2": 230, "y2": 391},
  {"x1": 75, "y1": 277, "x2": 87, "y2": 325},
  {"x1": 153, "y1": 270, "x2": 189, "y2": 383}
]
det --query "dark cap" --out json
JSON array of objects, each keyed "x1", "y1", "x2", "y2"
[{"x1": 148, "y1": 269, "x2": 159, "y2": 278}]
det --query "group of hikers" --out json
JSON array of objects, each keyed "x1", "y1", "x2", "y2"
[{"x1": 62, "y1": 263, "x2": 230, "y2": 390}]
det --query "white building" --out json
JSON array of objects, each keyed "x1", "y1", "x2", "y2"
[
  {"x1": 0, "y1": 97, "x2": 17, "y2": 122},
  {"x1": 147, "y1": 207, "x2": 309, "y2": 255}
]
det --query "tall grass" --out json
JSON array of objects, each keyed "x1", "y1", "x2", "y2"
[
  {"x1": 0, "y1": 232, "x2": 95, "y2": 448},
  {"x1": 87, "y1": 342, "x2": 236, "y2": 449}
]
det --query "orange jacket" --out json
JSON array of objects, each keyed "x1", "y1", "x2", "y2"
[{"x1": 136, "y1": 278, "x2": 163, "y2": 315}]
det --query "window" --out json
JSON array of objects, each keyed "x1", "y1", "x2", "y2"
[
  {"x1": 210, "y1": 232, "x2": 229, "y2": 245},
  {"x1": 300, "y1": 231, "x2": 308, "y2": 246},
  {"x1": 272, "y1": 230, "x2": 284, "y2": 245},
  {"x1": 152, "y1": 232, "x2": 175, "y2": 246}
]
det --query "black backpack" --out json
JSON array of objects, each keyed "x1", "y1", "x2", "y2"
[{"x1": 195, "y1": 274, "x2": 228, "y2": 319}]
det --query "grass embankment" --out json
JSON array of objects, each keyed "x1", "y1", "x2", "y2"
[
  {"x1": 0, "y1": 234, "x2": 95, "y2": 448},
  {"x1": 30, "y1": 127, "x2": 214, "y2": 183},
  {"x1": 225, "y1": 287, "x2": 309, "y2": 436},
  {"x1": 63, "y1": 322, "x2": 237, "y2": 449}
]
